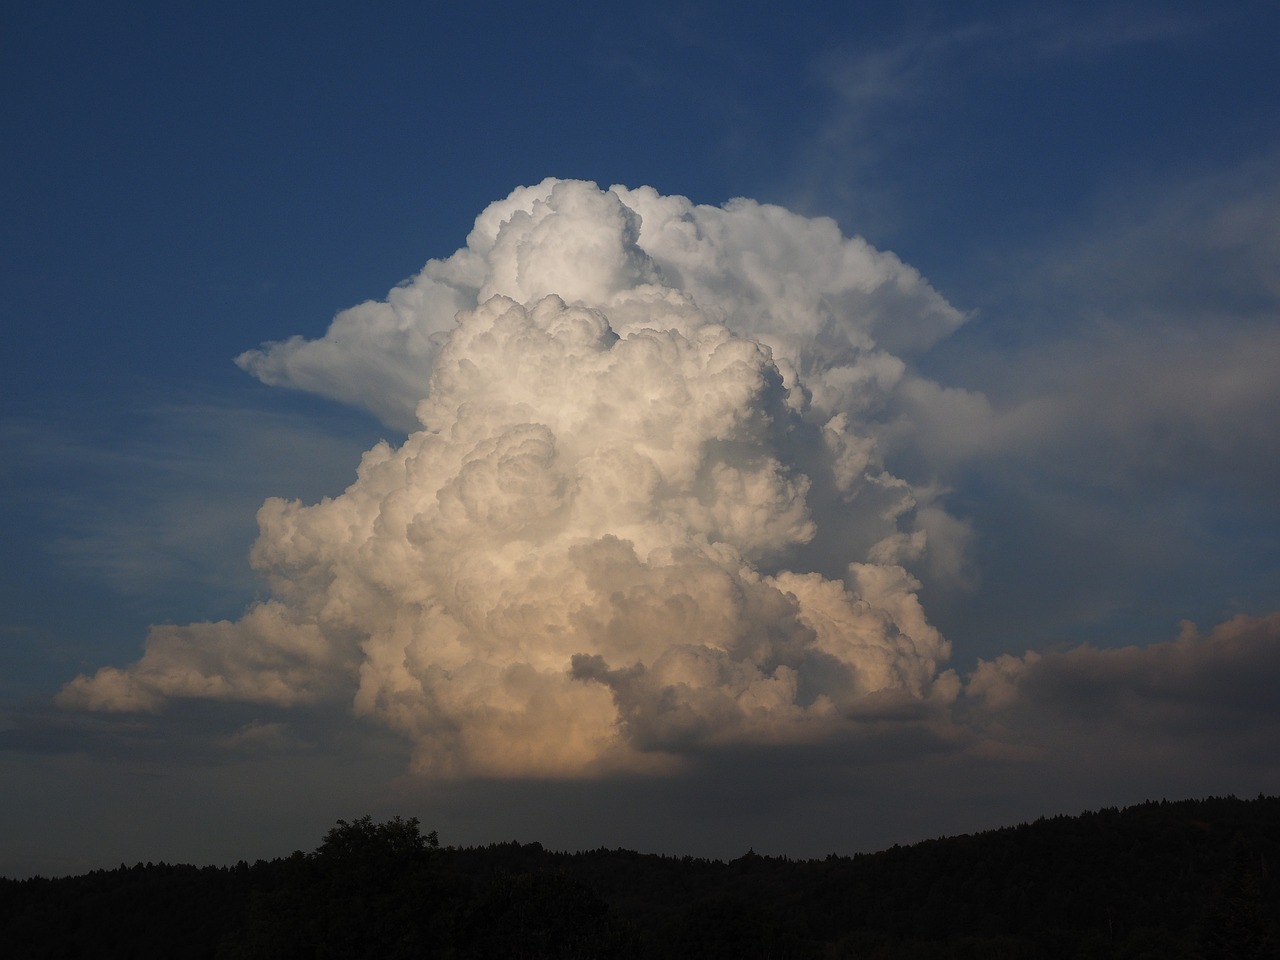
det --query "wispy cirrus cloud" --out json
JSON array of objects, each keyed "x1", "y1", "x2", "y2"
[
  {"x1": 793, "y1": 3, "x2": 1206, "y2": 241},
  {"x1": 4, "y1": 398, "x2": 380, "y2": 620}
]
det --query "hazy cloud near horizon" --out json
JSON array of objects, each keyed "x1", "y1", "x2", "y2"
[{"x1": 55, "y1": 179, "x2": 1280, "y2": 790}]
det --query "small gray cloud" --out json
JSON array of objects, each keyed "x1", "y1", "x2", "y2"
[{"x1": 967, "y1": 612, "x2": 1280, "y2": 765}]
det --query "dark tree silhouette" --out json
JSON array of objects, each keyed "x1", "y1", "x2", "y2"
[{"x1": 3, "y1": 797, "x2": 1279, "y2": 959}]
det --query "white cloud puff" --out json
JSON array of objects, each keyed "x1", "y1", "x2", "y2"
[
  {"x1": 62, "y1": 180, "x2": 964, "y2": 777},
  {"x1": 236, "y1": 178, "x2": 962, "y2": 431}
]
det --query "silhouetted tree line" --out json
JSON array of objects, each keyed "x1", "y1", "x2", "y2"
[{"x1": 3, "y1": 796, "x2": 1278, "y2": 958}]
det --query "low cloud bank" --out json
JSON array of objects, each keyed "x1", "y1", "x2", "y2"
[{"x1": 968, "y1": 613, "x2": 1280, "y2": 737}]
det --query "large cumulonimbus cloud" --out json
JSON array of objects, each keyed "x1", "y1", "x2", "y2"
[{"x1": 59, "y1": 179, "x2": 968, "y2": 777}]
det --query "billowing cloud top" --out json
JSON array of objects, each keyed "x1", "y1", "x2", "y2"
[
  {"x1": 236, "y1": 179, "x2": 963, "y2": 431},
  {"x1": 60, "y1": 180, "x2": 966, "y2": 777}
]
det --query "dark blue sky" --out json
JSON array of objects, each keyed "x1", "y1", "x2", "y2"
[{"x1": 3, "y1": 0, "x2": 1279, "y2": 876}]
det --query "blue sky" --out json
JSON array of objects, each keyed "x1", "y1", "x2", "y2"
[{"x1": 3, "y1": 0, "x2": 1279, "y2": 876}]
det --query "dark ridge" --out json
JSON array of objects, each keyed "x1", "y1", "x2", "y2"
[{"x1": 3, "y1": 796, "x2": 1278, "y2": 958}]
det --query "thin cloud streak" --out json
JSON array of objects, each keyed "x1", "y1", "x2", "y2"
[
  {"x1": 6, "y1": 398, "x2": 381, "y2": 614},
  {"x1": 791, "y1": 3, "x2": 1218, "y2": 251}
]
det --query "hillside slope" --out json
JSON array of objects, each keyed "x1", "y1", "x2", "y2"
[{"x1": 2, "y1": 795, "x2": 1277, "y2": 958}]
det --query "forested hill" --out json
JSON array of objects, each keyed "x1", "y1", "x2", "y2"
[{"x1": 3, "y1": 795, "x2": 1278, "y2": 958}]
